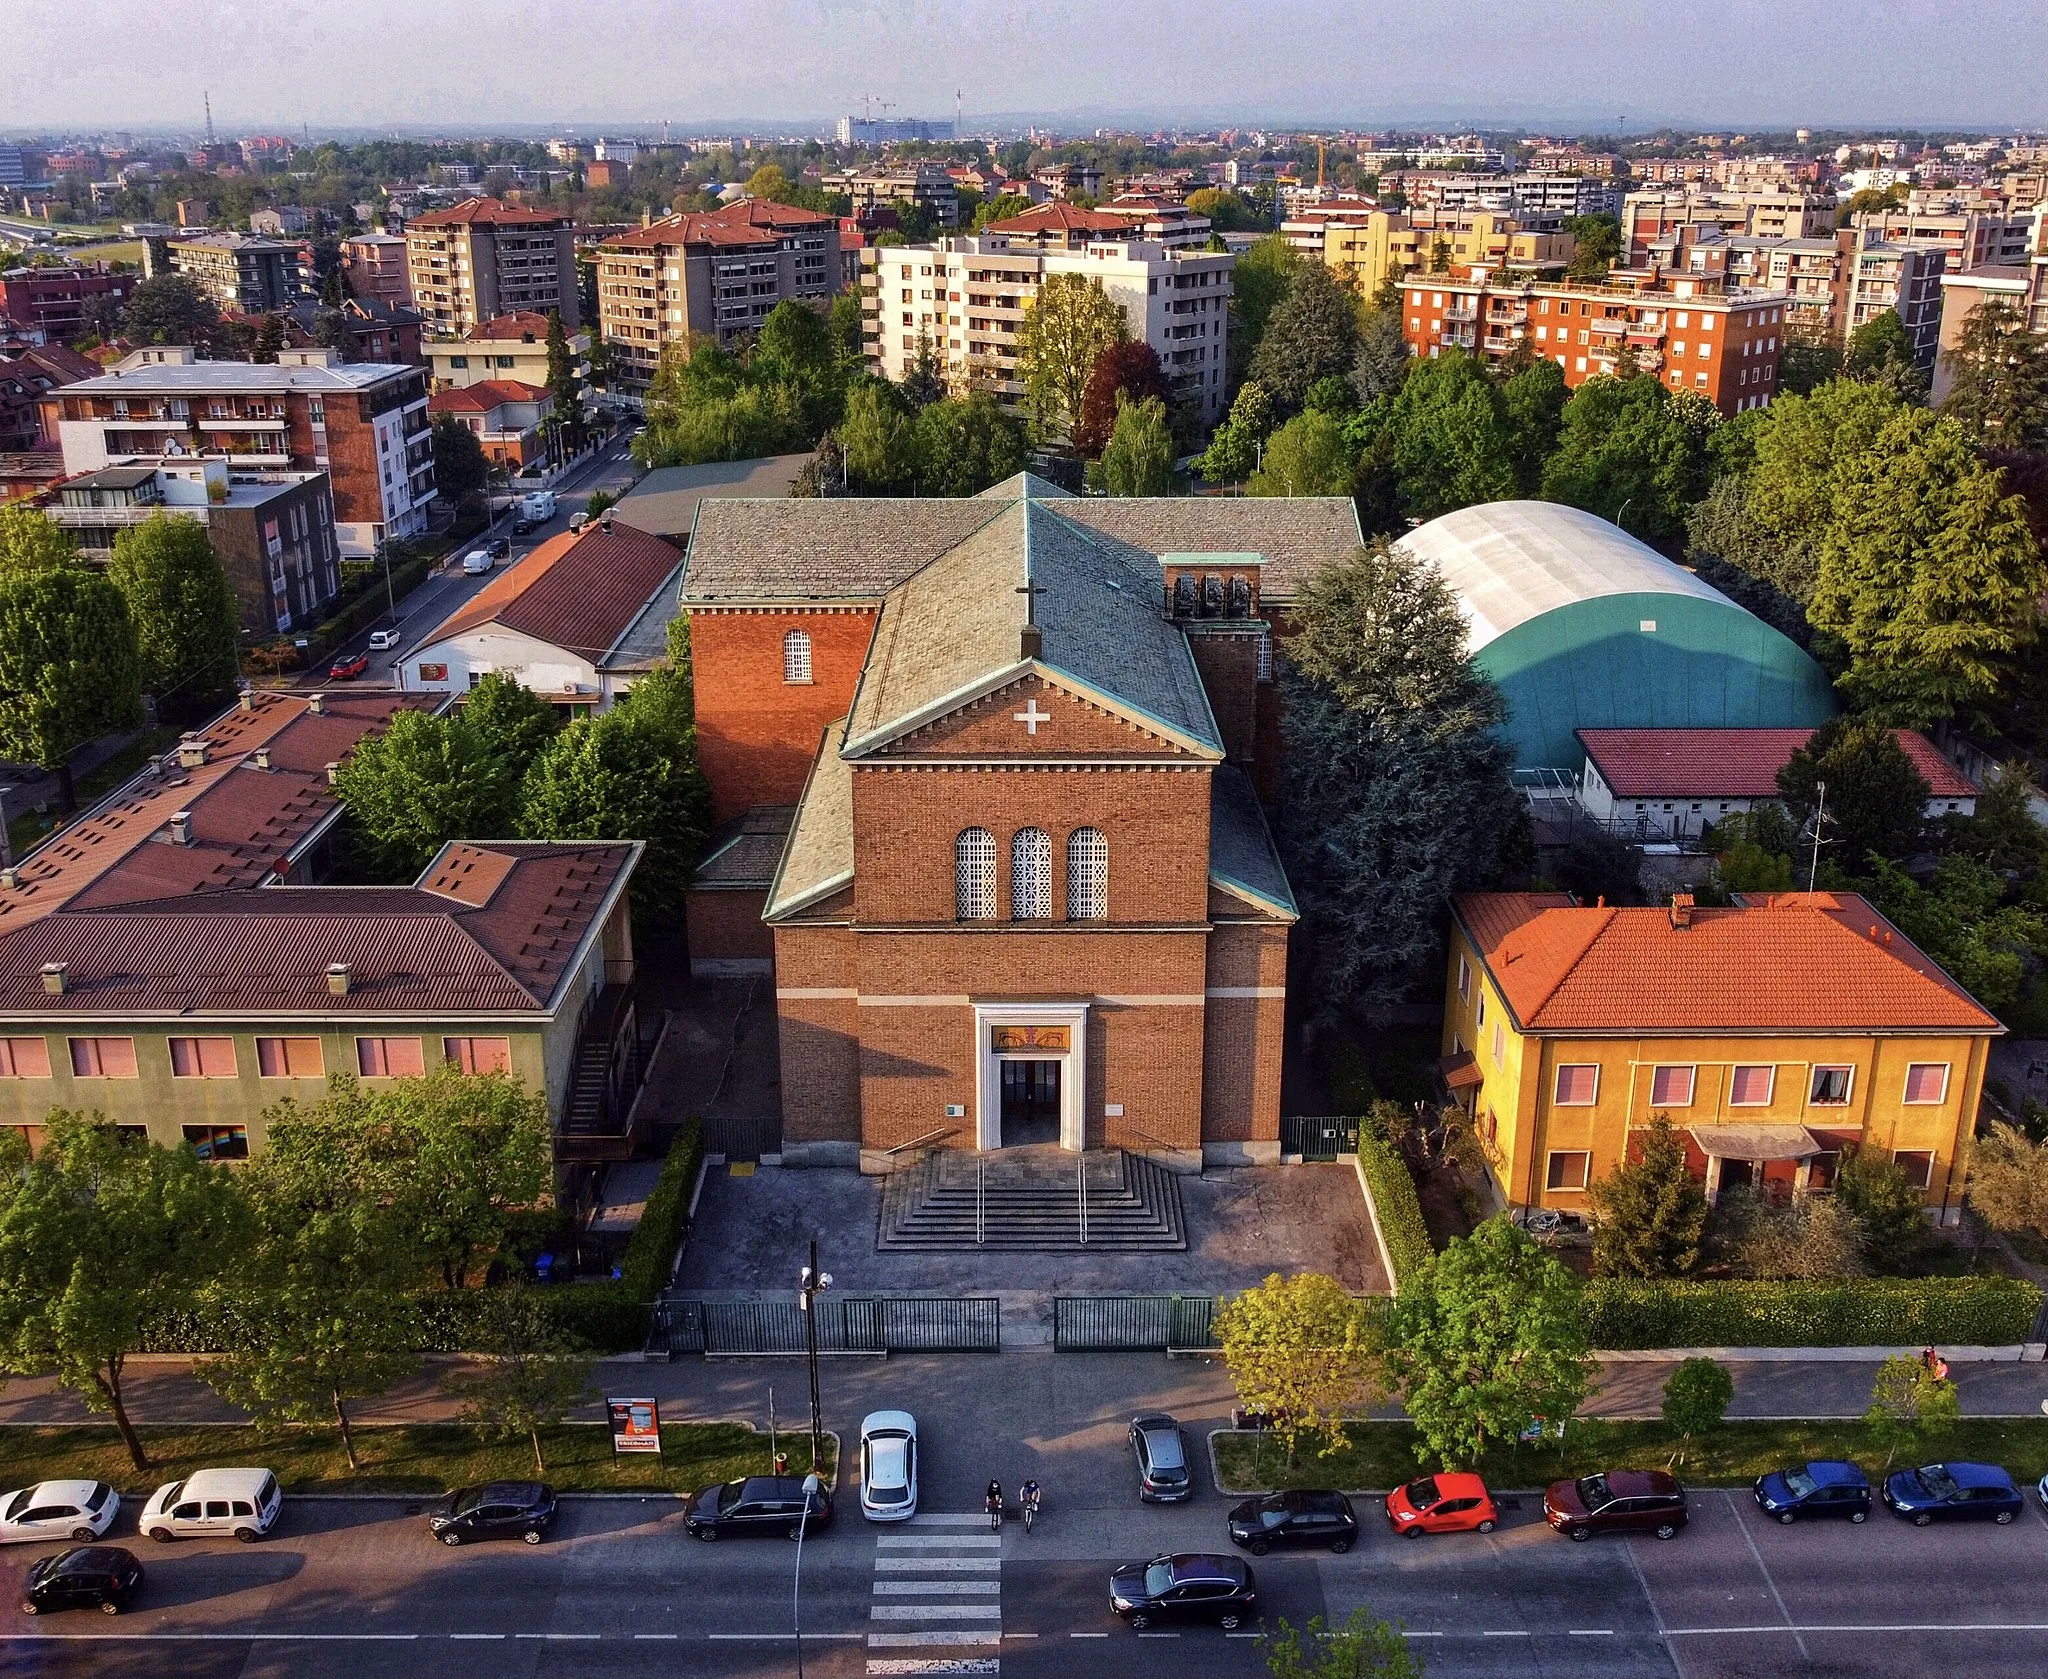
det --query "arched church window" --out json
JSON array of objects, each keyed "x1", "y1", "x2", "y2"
[
  {"x1": 1010, "y1": 827, "x2": 1052, "y2": 920},
  {"x1": 955, "y1": 828, "x2": 996, "y2": 920},
  {"x1": 1066, "y1": 827, "x2": 1107, "y2": 920},
  {"x1": 783, "y1": 629, "x2": 812, "y2": 684}
]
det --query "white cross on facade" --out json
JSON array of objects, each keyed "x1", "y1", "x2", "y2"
[{"x1": 1013, "y1": 698, "x2": 1051, "y2": 736}]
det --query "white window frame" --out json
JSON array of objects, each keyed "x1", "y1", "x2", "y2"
[
  {"x1": 1728, "y1": 1064, "x2": 1776, "y2": 1107},
  {"x1": 782, "y1": 628, "x2": 813, "y2": 685},
  {"x1": 1553, "y1": 1063, "x2": 1600, "y2": 1106},
  {"x1": 1902, "y1": 1062, "x2": 1951, "y2": 1105},
  {"x1": 1456, "y1": 954, "x2": 1470, "y2": 1001},
  {"x1": 1649, "y1": 1064, "x2": 1696, "y2": 1108},
  {"x1": 1809, "y1": 1065, "x2": 1855, "y2": 1106}
]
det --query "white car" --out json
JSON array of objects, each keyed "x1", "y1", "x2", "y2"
[
  {"x1": 367, "y1": 629, "x2": 401, "y2": 652},
  {"x1": 461, "y1": 550, "x2": 494, "y2": 575},
  {"x1": 859, "y1": 1410, "x2": 918, "y2": 1522},
  {"x1": 0, "y1": 1481, "x2": 118, "y2": 1545},
  {"x1": 139, "y1": 1467, "x2": 282, "y2": 1543}
]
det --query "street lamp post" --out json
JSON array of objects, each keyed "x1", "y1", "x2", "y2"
[
  {"x1": 792, "y1": 1469, "x2": 823, "y2": 1679},
  {"x1": 798, "y1": 1239, "x2": 831, "y2": 1473}
]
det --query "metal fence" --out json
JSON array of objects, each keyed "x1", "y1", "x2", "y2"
[
  {"x1": 646, "y1": 1294, "x2": 1001, "y2": 1358},
  {"x1": 1053, "y1": 1295, "x2": 1220, "y2": 1353},
  {"x1": 1280, "y1": 1115, "x2": 1361, "y2": 1162}
]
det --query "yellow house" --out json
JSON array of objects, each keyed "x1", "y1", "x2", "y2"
[
  {"x1": 1442, "y1": 891, "x2": 2002, "y2": 1221},
  {"x1": 1324, "y1": 210, "x2": 1575, "y2": 299}
]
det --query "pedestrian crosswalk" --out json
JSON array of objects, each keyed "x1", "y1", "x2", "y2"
[{"x1": 865, "y1": 1514, "x2": 1003, "y2": 1677}]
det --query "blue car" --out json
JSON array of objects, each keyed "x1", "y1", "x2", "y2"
[
  {"x1": 1754, "y1": 1460, "x2": 1871, "y2": 1524},
  {"x1": 1881, "y1": 1462, "x2": 2023, "y2": 1526}
]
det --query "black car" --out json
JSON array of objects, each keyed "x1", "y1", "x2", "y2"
[
  {"x1": 429, "y1": 1482, "x2": 557, "y2": 1546},
  {"x1": 22, "y1": 1547, "x2": 143, "y2": 1616},
  {"x1": 1109, "y1": 1552, "x2": 1258, "y2": 1632},
  {"x1": 1226, "y1": 1488, "x2": 1359, "y2": 1555},
  {"x1": 1129, "y1": 1413, "x2": 1193, "y2": 1502},
  {"x1": 685, "y1": 1476, "x2": 832, "y2": 1541},
  {"x1": 511, "y1": 516, "x2": 537, "y2": 536},
  {"x1": 486, "y1": 535, "x2": 512, "y2": 558}
]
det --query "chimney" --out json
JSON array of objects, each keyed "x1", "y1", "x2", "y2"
[
  {"x1": 1020, "y1": 624, "x2": 1042, "y2": 659},
  {"x1": 306, "y1": 692, "x2": 325, "y2": 715},
  {"x1": 40, "y1": 962, "x2": 67, "y2": 996},
  {"x1": 325, "y1": 760, "x2": 341, "y2": 785},
  {"x1": 238, "y1": 690, "x2": 256, "y2": 712},
  {"x1": 176, "y1": 733, "x2": 208, "y2": 768},
  {"x1": 0, "y1": 867, "x2": 16, "y2": 890},
  {"x1": 326, "y1": 962, "x2": 352, "y2": 997},
  {"x1": 1669, "y1": 891, "x2": 1694, "y2": 929},
  {"x1": 167, "y1": 810, "x2": 192, "y2": 845},
  {"x1": 253, "y1": 747, "x2": 271, "y2": 771}
]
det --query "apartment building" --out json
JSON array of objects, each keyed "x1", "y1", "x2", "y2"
[
  {"x1": 43, "y1": 456, "x2": 340, "y2": 634},
  {"x1": 1710, "y1": 234, "x2": 1852, "y2": 341},
  {"x1": 405, "y1": 198, "x2": 578, "y2": 337},
  {"x1": 982, "y1": 199, "x2": 1214, "y2": 252},
  {"x1": 1851, "y1": 206, "x2": 2037, "y2": 270},
  {"x1": 1931, "y1": 265, "x2": 2036, "y2": 404},
  {"x1": 425, "y1": 310, "x2": 588, "y2": 393},
  {"x1": 161, "y1": 233, "x2": 300, "y2": 313},
  {"x1": 0, "y1": 263, "x2": 134, "y2": 343},
  {"x1": 595, "y1": 199, "x2": 839, "y2": 394},
  {"x1": 0, "y1": 345, "x2": 97, "y2": 452},
  {"x1": 1403, "y1": 271, "x2": 1791, "y2": 415},
  {"x1": 1844, "y1": 233, "x2": 1950, "y2": 367},
  {"x1": 426, "y1": 380, "x2": 554, "y2": 472},
  {"x1": 863, "y1": 234, "x2": 1234, "y2": 424},
  {"x1": 1322, "y1": 208, "x2": 1573, "y2": 298},
  {"x1": 1621, "y1": 190, "x2": 1836, "y2": 263},
  {"x1": 1385, "y1": 172, "x2": 1619, "y2": 218},
  {"x1": 43, "y1": 346, "x2": 435, "y2": 555},
  {"x1": 825, "y1": 166, "x2": 961, "y2": 229},
  {"x1": 340, "y1": 232, "x2": 413, "y2": 306}
]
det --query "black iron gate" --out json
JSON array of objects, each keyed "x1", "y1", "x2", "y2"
[
  {"x1": 645, "y1": 1294, "x2": 1000, "y2": 1358},
  {"x1": 1280, "y1": 1115, "x2": 1361, "y2": 1162},
  {"x1": 1052, "y1": 1295, "x2": 1220, "y2": 1352}
]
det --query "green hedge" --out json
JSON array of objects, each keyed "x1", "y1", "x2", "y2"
[
  {"x1": 1584, "y1": 1276, "x2": 2043, "y2": 1349},
  {"x1": 1356, "y1": 1134, "x2": 1434, "y2": 1295},
  {"x1": 620, "y1": 1116, "x2": 704, "y2": 1303}
]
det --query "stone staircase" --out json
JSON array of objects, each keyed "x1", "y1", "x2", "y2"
[{"x1": 876, "y1": 1145, "x2": 1187, "y2": 1252}]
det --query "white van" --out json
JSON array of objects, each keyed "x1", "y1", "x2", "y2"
[
  {"x1": 461, "y1": 549, "x2": 494, "y2": 575},
  {"x1": 521, "y1": 489, "x2": 556, "y2": 521},
  {"x1": 140, "y1": 1468, "x2": 282, "y2": 1543}
]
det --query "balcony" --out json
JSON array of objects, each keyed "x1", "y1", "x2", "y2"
[
  {"x1": 1588, "y1": 317, "x2": 1630, "y2": 336},
  {"x1": 198, "y1": 414, "x2": 287, "y2": 430},
  {"x1": 1442, "y1": 304, "x2": 1478, "y2": 321}
]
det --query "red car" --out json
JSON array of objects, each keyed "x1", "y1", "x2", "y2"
[
  {"x1": 327, "y1": 652, "x2": 369, "y2": 680},
  {"x1": 1386, "y1": 1472, "x2": 1499, "y2": 1537}
]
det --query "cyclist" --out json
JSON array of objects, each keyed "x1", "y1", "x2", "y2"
[
  {"x1": 985, "y1": 1478, "x2": 1005, "y2": 1530},
  {"x1": 1018, "y1": 1479, "x2": 1041, "y2": 1531}
]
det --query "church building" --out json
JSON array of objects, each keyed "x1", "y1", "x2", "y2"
[{"x1": 680, "y1": 474, "x2": 1361, "y2": 1168}]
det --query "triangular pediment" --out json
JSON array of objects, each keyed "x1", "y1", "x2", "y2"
[{"x1": 852, "y1": 668, "x2": 1213, "y2": 760}]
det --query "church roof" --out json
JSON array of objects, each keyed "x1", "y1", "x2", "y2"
[
  {"x1": 841, "y1": 497, "x2": 1223, "y2": 759},
  {"x1": 764, "y1": 721, "x2": 855, "y2": 920},
  {"x1": 1208, "y1": 765, "x2": 1297, "y2": 920}
]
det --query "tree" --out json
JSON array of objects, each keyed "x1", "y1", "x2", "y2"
[
  {"x1": 1660, "y1": 1357, "x2": 1733, "y2": 1465},
  {"x1": 1016, "y1": 272, "x2": 1128, "y2": 443},
  {"x1": 1837, "y1": 1147, "x2": 1931, "y2": 1273},
  {"x1": 79, "y1": 291, "x2": 128, "y2": 345},
  {"x1": 1197, "y1": 380, "x2": 1276, "y2": 483},
  {"x1": 1378, "y1": 348, "x2": 1519, "y2": 519},
  {"x1": 1564, "y1": 213, "x2": 1622, "y2": 279},
  {"x1": 1212, "y1": 1272, "x2": 1383, "y2": 1462},
  {"x1": 121, "y1": 273, "x2": 217, "y2": 346},
  {"x1": 1185, "y1": 187, "x2": 1261, "y2": 232},
  {"x1": 1264, "y1": 1606, "x2": 1424, "y2": 1679},
  {"x1": 0, "y1": 1114, "x2": 249, "y2": 1471},
  {"x1": 1249, "y1": 263, "x2": 1360, "y2": 412},
  {"x1": 1587, "y1": 1119, "x2": 1708, "y2": 1278},
  {"x1": 1087, "y1": 393, "x2": 1176, "y2": 496},
  {"x1": 1278, "y1": 540, "x2": 1522, "y2": 1014},
  {"x1": 252, "y1": 312, "x2": 287, "y2": 364},
  {"x1": 1499, "y1": 356, "x2": 1568, "y2": 495},
  {"x1": 544, "y1": 309, "x2": 581, "y2": 446},
  {"x1": 1228, "y1": 235, "x2": 1301, "y2": 383},
  {"x1": 432, "y1": 412, "x2": 490, "y2": 506},
  {"x1": 1862, "y1": 852, "x2": 2044, "y2": 1014},
  {"x1": 1967, "y1": 1121, "x2": 2048, "y2": 1240},
  {"x1": 1777, "y1": 323, "x2": 1844, "y2": 397},
  {"x1": 463, "y1": 666, "x2": 563, "y2": 771},
  {"x1": 1809, "y1": 408, "x2": 2044, "y2": 724},
  {"x1": 970, "y1": 192, "x2": 1032, "y2": 231},
  {"x1": 445, "y1": 1286, "x2": 597, "y2": 1473},
  {"x1": 519, "y1": 674, "x2": 713, "y2": 930},
  {"x1": 1387, "y1": 1218, "x2": 1592, "y2": 1469},
  {"x1": 0, "y1": 564, "x2": 144, "y2": 808},
  {"x1": 1938, "y1": 296, "x2": 2048, "y2": 452},
  {"x1": 1714, "y1": 1188, "x2": 1867, "y2": 1280},
  {"x1": 1348, "y1": 306, "x2": 1410, "y2": 406},
  {"x1": 1075, "y1": 340, "x2": 1172, "y2": 458},
  {"x1": 1539, "y1": 374, "x2": 1714, "y2": 545},
  {"x1": 106, "y1": 513, "x2": 240, "y2": 720},
  {"x1": 1775, "y1": 717, "x2": 1930, "y2": 869},
  {"x1": 839, "y1": 380, "x2": 919, "y2": 492},
  {"x1": 0, "y1": 504, "x2": 80, "y2": 576},
  {"x1": 1863, "y1": 1353, "x2": 1959, "y2": 1471},
  {"x1": 1846, "y1": 310, "x2": 1928, "y2": 401},
  {"x1": 743, "y1": 163, "x2": 792, "y2": 201},
  {"x1": 912, "y1": 392, "x2": 1028, "y2": 496},
  {"x1": 1249, "y1": 409, "x2": 1357, "y2": 497}
]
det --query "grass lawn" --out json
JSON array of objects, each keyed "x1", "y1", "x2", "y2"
[
  {"x1": 1213, "y1": 1416, "x2": 2048, "y2": 1495},
  {"x1": 0, "y1": 1422, "x2": 837, "y2": 1497}
]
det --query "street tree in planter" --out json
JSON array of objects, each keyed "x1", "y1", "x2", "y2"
[
  {"x1": 1660, "y1": 1357, "x2": 1734, "y2": 1467},
  {"x1": 1864, "y1": 1353, "x2": 1959, "y2": 1471},
  {"x1": 1213, "y1": 1272, "x2": 1384, "y2": 1468}
]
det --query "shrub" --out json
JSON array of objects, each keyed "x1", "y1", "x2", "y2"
[
  {"x1": 619, "y1": 1117, "x2": 704, "y2": 1303},
  {"x1": 1356, "y1": 1132, "x2": 1433, "y2": 1294},
  {"x1": 1583, "y1": 1276, "x2": 2041, "y2": 1349}
]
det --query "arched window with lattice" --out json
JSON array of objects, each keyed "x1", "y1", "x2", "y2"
[
  {"x1": 1010, "y1": 827, "x2": 1052, "y2": 920},
  {"x1": 782, "y1": 629, "x2": 812, "y2": 685},
  {"x1": 954, "y1": 828, "x2": 995, "y2": 920},
  {"x1": 1065, "y1": 827, "x2": 1107, "y2": 920}
]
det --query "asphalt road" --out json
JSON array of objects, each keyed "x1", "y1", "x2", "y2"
[
  {"x1": 7, "y1": 1481, "x2": 2048, "y2": 1678},
  {"x1": 299, "y1": 433, "x2": 642, "y2": 690}
]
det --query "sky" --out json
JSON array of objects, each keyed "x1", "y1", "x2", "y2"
[{"x1": 7, "y1": 0, "x2": 2048, "y2": 134}]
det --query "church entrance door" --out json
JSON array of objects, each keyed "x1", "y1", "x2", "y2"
[{"x1": 1000, "y1": 1059, "x2": 1062, "y2": 1146}]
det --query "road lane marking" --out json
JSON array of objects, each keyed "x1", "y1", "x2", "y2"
[
  {"x1": 878, "y1": 1535, "x2": 1003, "y2": 1549},
  {"x1": 449, "y1": 1633, "x2": 505, "y2": 1640},
  {"x1": 1667, "y1": 1623, "x2": 2048, "y2": 1635},
  {"x1": 868, "y1": 1630, "x2": 1004, "y2": 1647},
  {"x1": 876, "y1": 1558, "x2": 1003, "y2": 1573},
  {"x1": 1137, "y1": 1631, "x2": 1181, "y2": 1638},
  {"x1": 634, "y1": 1633, "x2": 680, "y2": 1640},
  {"x1": 905, "y1": 1514, "x2": 992, "y2": 1527},
  {"x1": 1569, "y1": 1629, "x2": 1616, "y2": 1635},
  {"x1": 708, "y1": 1632, "x2": 866, "y2": 1641},
  {"x1": 1725, "y1": 1489, "x2": 1810, "y2": 1661},
  {"x1": 514, "y1": 1632, "x2": 600, "y2": 1640},
  {"x1": 872, "y1": 1607, "x2": 1003, "y2": 1622},
  {"x1": 1481, "y1": 1630, "x2": 1530, "y2": 1637},
  {"x1": 1070, "y1": 1631, "x2": 1110, "y2": 1638},
  {"x1": 874, "y1": 1581, "x2": 1001, "y2": 1595}
]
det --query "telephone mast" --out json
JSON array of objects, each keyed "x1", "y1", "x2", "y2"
[{"x1": 204, "y1": 91, "x2": 216, "y2": 148}]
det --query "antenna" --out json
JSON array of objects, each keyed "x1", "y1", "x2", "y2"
[
  {"x1": 1807, "y1": 779, "x2": 1830, "y2": 892},
  {"x1": 956, "y1": 89, "x2": 963, "y2": 139},
  {"x1": 204, "y1": 91, "x2": 216, "y2": 147}
]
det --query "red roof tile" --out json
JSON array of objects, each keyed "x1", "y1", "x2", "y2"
[
  {"x1": 1576, "y1": 728, "x2": 1978, "y2": 800},
  {"x1": 1457, "y1": 890, "x2": 2001, "y2": 1034},
  {"x1": 467, "y1": 311, "x2": 556, "y2": 342},
  {"x1": 600, "y1": 197, "x2": 835, "y2": 252},
  {"x1": 428, "y1": 380, "x2": 548, "y2": 414},
  {"x1": 418, "y1": 521, "x2": 681, "y2": 660},
  {"x1": 986, "y1": 202, "x2": 1130, "y2": 236},
  {"x1": 406, "y1": 197, "x2": 565, "y2": 229}
]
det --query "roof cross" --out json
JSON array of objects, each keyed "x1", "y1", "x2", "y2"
[{"x1": 1013, "y1": 698, "x2": 1051, "y2": 736}]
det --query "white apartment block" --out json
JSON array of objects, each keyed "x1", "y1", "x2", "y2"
[{"x1": 862, "y1": 235, "x2": 1233, "y2": 425}]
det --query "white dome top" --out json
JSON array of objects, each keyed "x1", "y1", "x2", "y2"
[{"x1": 1397, "y1": 501, "x2": 1734, "y2": 653}]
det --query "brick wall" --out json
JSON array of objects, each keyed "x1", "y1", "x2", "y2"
[
  {"x1": 1201, "y1": 922, "x2": 1290, "y2": 1143},
  {"x1": 685, "y1": 888, "x2": 774, "y2": 969},
  {"x1": 1184, "y1": 632, "x2": 1259, "y2": 764},
  {"x1": 690, "y1": 607, "x2": 877, "y2": 821},
  {"x1": 771, "y1": 923, "x2": 860, "y2": 1143},
  {"x1": 893, "y1": 673, "x2": 1194, "y2": 759},
  {"x1": 318, "y1": 401, "x2": 383, "y2": 529}
]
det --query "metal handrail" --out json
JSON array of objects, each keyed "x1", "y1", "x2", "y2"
[
  {"x1": 977, "y1": 1156, "x2": 985, "y2": 1248},
  {"x1": 884, "y1": 1126, "x2": 957, "y2": 1157},
  {"x1": 1123, "y1": 1128, "x2": 1181, "y2": 1156},
  {"x1": 1078, "y1": 1159, "x2": 1088, "y2": 1247}
]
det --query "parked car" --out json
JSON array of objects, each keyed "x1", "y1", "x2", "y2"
[
  {"x1": 461, "y1": 550, "x2": 494, "y2": 575},
  {"x1": 1385, "y1": 1472, "x2": 1498, "y2": 1537},
  {"x1": 1882, "y1": 1462, "x2": 2023, "y2": 1526},
  {"x1": 1108, "y1": 1553, "x2": 1258, "y2": 1632},
  {"x1": 1128, "y1": 1413, "x2": 1193, "y2": 1502},
  {"x1": 1544, "y1": 1470, "x2": 1687, "y2": 1541},
  {"x1": 0, "y1": 1481, "x2": 119, "y2": 1545},
  {"x1": 327, "y1": 651, "x2": 369, "y2": 680},
  {"x1": 139, "y1": 1468, "x2": 282, "y2": 1543},
  {"x1": 684, "y1": 1476, "x2": 831, "y2": 1541},
  {"x1": 367, "y1": 629, "x2": 402, "y2": 652},
  {"x1": 20, "y1": 1547, "x2": 143, "y2": 1616},
  {"x1": 1227, "y1": 1488, "x2": 1358, "y2": 1554},
  {"x1": 859, "y1": 1411, "x2": 918, "y2": 1522},
  {"x1": 428, "y1": 1482, "x2": 556, "y2": 1546},
  {"x1": 1754, "y1": 1460, "x2": 1871, "y2": 1524}
]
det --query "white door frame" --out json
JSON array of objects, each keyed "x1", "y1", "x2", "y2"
[{"x1": 972, "y1": 1001, "x2": 1089, "y2": 1153}]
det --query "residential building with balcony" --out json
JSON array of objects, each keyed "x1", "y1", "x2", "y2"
[
  {"x1": 43, "y1": 346, "x2": 435, "y2": 555},
  {"x1": 280, "y1": 297, "x2": 426, "y2": 367},
  {"x1": 0, "y1": 345, "x2": 97, "y2": 452},
  {"x1": 426, "y1": 379, "x2": 554, "y2": 472},
  {"x1": 984, "y1": 200, "x2": 1212, "y2": 252},
  {"x1": 1621, "y1": 190, "x2": 1836, "y2": 264},
  {"x1": 404, "y1": 198, "x2": 578, "y2": 337},
  {"x1": 595, "y1": 199, "x2": 839, "y2": 394},
  {"x1": 1931, "y1": 265, "x2": 2036, "y2": 404},
  {"x1": 425, "y1": 310, "x2": 588, "y2": 394},
  {"x1": 825, "y1": 165, "x2": 961, "y2": 228},
  {"x1": 340, "y1": 232, "x2": 413, "y2": 306},
  {"x1": 1402, "y1": 271, "x2": 1791, "y2": 416},
  {"x1": 1844, "y1": 234, "x2": 1950, "y2": 367},
  {"x1": 1321, "y1": 208, "x2": 1573, "y2": 298},
  {"x1": 1853, "y1": 206, "x2": 2037, "y2": 268},
  {"x1": 0, "y1": 262, "x2": 134, "y2": 343},
  {"x1": 862, "y1": 234, "x2": 1233, "y2": 424},
  {"x1": 162, "y1": 233, "x2": 300, "y2": 313},
  {"x1": 42, "y1": 457, "x2": 340, "y2": 634}
]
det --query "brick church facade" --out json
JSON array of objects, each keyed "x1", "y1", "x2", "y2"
[{"x1": 681, "y1": 474, "x2": 1360, "y2": 1168}]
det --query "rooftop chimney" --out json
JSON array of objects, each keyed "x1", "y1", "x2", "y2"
[
  {"x1": 1669, "y1": 891, "x2": 1694, "y2": 929},
  {"x1": 325, "y1": 760, "x2": 341, "y2": 785},
  {"x1": 167, "y1": 810, "x2": 192, "y2": 846},
  {"x1": 1020, "y1": 625, "x2": 1042, "y2": 659},
  {"x1": 0, "y1": 867, "x2": 16, "y2": 890},
  {"x1": 40, "y1": 962, "x2": 67, "y2": 996},
  {"x1": 253, "y1": 747, "x2": 271, "y2": 771},
  {"x1": 238, "y1": 690, "x2": 256, "y2": 712},
  {"x1": 176, "y1": 734, "x2": 208, "y2": 768},
  {"x1": 306, "y1": 692, "x2": 325, "y2": 715},
  {"x1": 326, "y1": 962, "x2": 352, "y2": 997}
]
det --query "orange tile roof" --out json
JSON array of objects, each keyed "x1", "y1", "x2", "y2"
[
  {"x1": 1456, "y1": 890, "x2": 2001, "y2": 1035},
  {"x1": 467, "y1": 311, "x2": 556, "y2": 342},
  {"x1": 406, "y1": 197, "x2": 564, "y2": 229},
  {"x1": 986, "y1": 202, "x2": 1130, "y2": 236},
  {"x1": 427, "y1": 379, "x2": 547, "y2": 414},
  {"x1": 417, "y1": 520, "x2": 681, "y2": 660},
  {"x1": 1576, "y1": 728, "x2": 1978, "y2": 800},
  {"x1": 600, "y1": 197, "x2": 834, "y2": 252}
]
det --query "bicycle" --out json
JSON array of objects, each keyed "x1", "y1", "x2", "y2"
[
  {"x1": 985, "y1": 1481, "x2": 1005, "y2": 1532},
  {"x1": 1019, "y1": 1483, "x2": 1041, "y2": 1533}
]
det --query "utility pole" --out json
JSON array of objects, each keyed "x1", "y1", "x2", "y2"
[
  {"x1": 1808, "y1": 779, "x2": 1828, "y2": 892},
  {"x1": 798, "y1": 1238, "x2": 831, "y2": 1472}
]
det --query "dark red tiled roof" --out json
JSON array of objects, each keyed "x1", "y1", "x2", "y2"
[
  {"x1": 406, "y1": 197, "x2": 564, "y2": 229},
  {"x1": 987, "y1": 202, "x2": 1130, "y2": 236},
  {"x1": 428, "y1": 380, "x2": 548, "y2": 414},
  {"x1": 468, "y1": 311, "x2": 556, "y2": 342},
  {"x1": 420, "y1": 521, "x2": 681, "y2": 660},
  {"x1": 1576, "y1": 728, "x2": 1978, "y2": 800},
  {"x1": 600, "y1": 197, "x2": 836, "y2": 251}
]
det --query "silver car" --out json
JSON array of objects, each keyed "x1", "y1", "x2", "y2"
[{"x1": 1129, "y1": 1414, "x2": 1193, "y2": 1502}]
